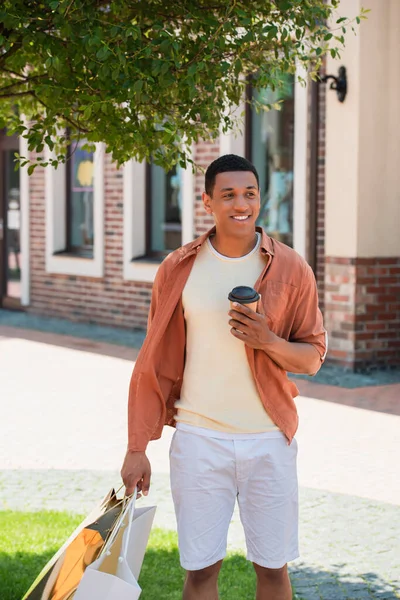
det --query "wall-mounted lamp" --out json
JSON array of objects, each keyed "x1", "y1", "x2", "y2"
[{"x1": 320, "y1": 66, "x2": 347, "y2": 103}]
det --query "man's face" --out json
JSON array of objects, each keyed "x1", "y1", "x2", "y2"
[{"x1": 202, "y1": 171, "x2": 260, "y2": 237}]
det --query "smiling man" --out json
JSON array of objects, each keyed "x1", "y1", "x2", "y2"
[{"x1": 122, "y1": 154, "x2": 327, "y2": 600}]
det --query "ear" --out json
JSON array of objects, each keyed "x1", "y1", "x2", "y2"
[{"x1": 202, "y1": 191, "x2": 213, "y2": 215}]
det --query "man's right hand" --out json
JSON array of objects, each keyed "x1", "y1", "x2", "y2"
[{"x1": 120, "y1": 450, "x2": 151, "y2": 496}]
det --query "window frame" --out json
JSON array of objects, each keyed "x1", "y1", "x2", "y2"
[
  {"x1": 65, "y1": 134, "x2": 96, "y2": 258},
  {"x1": 145, "y1": 162, "x2": 184, "y2": 261},
  {"x1": 245, "y1": 78, "x2": 296, "y2": 249},
  {"x1": 45, "y1": 142, "x2": 105, "y2": 278},
  {"x1": 123, "y1": 154, "x2": 194, "y2": 283},
  {"x1": 219, "y1": 66, "x2": 309, "y2": 259}
]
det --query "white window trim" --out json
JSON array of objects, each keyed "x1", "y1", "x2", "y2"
[
  {"x1": 19, "y1": 133, "x2": 30, "y2": 306},
  {"x1": 219, "y1": 100, "x2": 246, "y2": 157},
  {"x1": 219, "y1": 66, "x2": 308, "y2": 258},
  {"x1": 45, "y1": 143, "x2": 105, "y2": 277},
  {"x1": 123, "y1": 154, "x2": 194, "y2": 283},
  {"x1": 292, "y1": 66, "x2": 308, "y2": 259}
]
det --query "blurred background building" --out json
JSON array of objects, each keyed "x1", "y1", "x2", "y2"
[{"x1": 0, "y1": 0, "x2": 399, "y2": 371}]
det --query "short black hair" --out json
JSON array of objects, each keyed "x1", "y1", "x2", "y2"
[{"x1": 205, "y1": 154, "x2": 259, "y2": 196}]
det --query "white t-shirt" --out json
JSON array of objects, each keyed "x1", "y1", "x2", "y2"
[{"x1": 175, "y1": 234, "x2": 278, "y2": 434}]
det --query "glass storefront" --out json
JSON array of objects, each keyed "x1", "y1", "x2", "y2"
[
  {"x1": 5, "y1": 150, "x2": 21, "y2": 299},
  {"x1": 149, "y1": 164, "x2": 182, "y2": 255},
  {"x1": 250, "y1": 75, "x2": 295, "y2": 247},
  {"x1": 67, "y1": 140, "x2": 94, "y2": 255}
]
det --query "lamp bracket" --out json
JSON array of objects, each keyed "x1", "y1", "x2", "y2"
[{"x1": 320, "y1": 66, "x2": 347, "y2": 103}]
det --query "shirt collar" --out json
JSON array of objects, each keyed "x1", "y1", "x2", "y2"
[{"x1": 186, "y1": 226, "x2": 275, "y2": 257}]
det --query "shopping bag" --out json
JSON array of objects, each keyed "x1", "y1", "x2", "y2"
[
  {"x1": 74, "y1": 489, "x2": 156, "y2": 599},
  {"x1": 22, "y1": 489, "x2": 124, "y2": 600}
]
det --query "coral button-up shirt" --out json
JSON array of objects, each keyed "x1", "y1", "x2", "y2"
[{"x1": 127, "y1": 227, "x2": 327, "y2": 451}]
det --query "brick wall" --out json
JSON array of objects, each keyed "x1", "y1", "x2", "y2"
[
  {"x1": 325, "y1": 257, "x2": 400, "y2": 369},
  {"x1": 27, "y1": 141, "x2": 221, "y2": 332},
  {"x1": 29, "y1": 153, "x2": 152, "y2": 330},
  {"x1": 194, "y1": 139, "x2": 220, "y2": 236}
]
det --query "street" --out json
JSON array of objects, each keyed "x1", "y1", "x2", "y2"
[{"x1": 1, "y1": 326, "x2": 399, "y2": 599}]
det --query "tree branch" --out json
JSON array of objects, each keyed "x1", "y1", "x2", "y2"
[
  {"x1": 0, "y1": 74, "x2": 48, "y2": 94},
  {"x1": 32, "y1": 93, "x2": 91, "y2": 134},
  {"x1": 0, "y1": 39, "x2": 23, "y2": 66},
  {"x1": 0, "y1": 90, "x2": 35, "y2": 99}
]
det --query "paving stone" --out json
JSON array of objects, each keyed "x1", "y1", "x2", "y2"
[{"x1": 1, "y1": 327, "x2": 400, "y2": 600}]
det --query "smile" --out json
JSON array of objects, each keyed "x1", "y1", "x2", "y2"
[{"x1": 231, "y1": 216, "x2": 251, "y2": 221}]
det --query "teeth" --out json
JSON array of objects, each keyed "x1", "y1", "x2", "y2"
[{"x1": 233, "y1": 216, "x2": 249, "y2": 220}]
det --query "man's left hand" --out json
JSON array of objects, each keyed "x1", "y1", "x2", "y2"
[{"x1": 228, "y1": 301, "x2": 277, "y2": 349}]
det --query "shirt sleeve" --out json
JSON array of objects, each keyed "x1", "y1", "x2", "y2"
[
  {"x1": 147, "y1": 259, "x2": 167, "y2": 331},
  {"x1": 289, "y1": 261, "x2": 327, "y2": 365}
]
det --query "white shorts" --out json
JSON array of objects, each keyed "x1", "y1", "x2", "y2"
[{"x1": 169, "y1": 425, "x2": 299, "y2": 571}]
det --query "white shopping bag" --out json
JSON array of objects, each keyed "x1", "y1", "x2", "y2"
[{"x1": 74, "y1": 489, "x2": 156, "y2": 599}]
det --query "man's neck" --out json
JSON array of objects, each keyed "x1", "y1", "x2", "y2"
[{"x1": 210, "y1": 231, "x2": 258, "y2": 258}]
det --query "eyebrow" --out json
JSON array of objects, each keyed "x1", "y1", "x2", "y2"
[{"x1": 220, "y1": 186, "x2": 258, "y2": 191}]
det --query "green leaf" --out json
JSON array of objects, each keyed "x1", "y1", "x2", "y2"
[
  {"x1": 160, "y1": 62, "x2": 170, "y2": 75},
  {"x1": 133, "y1": 79, "x2": 143, "y2": 92},
  {"x1": 53, "y1": 56, "x2": 61, "y2": 71},
  {"x1": 188, "y1": 64, "x2": 197, "y2": 77},
  {"x1": 160, "y1": 39, "x2": 171, "y2": 53},
  {"x1": 96, "y1": 46, "x2": 110, "y2": 60},
  {"x1": 0, "y1": 0, "x2": 362, "y2": 170}
]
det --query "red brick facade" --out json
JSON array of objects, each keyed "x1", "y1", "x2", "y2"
[
  {"x1": 22, "y1": 101, "x2": 400, "y2": 371},
  {"x1": 325, "y1": 257, "x2": 400, "y2": 368},
  {"x1": 29, "y1": 154, "x2": 152, "y2": 330},
  {"x1": 28, "y1": 143, "x2": 224, "y2": 331},
  {"x1": 194, "y1": 140, "x2": 220, "y2": 236}
]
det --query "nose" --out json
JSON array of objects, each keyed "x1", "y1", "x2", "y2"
[{"x1": 232, "y1": 194, "x2": 248, "y2": 211}]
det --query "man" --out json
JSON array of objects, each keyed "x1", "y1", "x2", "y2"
[{"x1": 121, "y1": 154, "x2": 327, "y2": 600}]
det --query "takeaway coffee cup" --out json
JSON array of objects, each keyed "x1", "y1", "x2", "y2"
[{"x1": 228, "y1": 286, "x2": 260, "y2": 312}]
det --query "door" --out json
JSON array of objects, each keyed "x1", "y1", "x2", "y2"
[{"x1": 0, "y1": 131, "x2": 22, "y2": 308}]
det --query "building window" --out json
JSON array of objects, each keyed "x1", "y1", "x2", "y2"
[
  {"x1": 66, "y1": 139, "x2": 95, "y2": 257},
  {"x1": 246, "y1": 75, "x2": 295, "y2": 247},
  {"x1": 147, "y1": 163, "x2": 182, "y2": 257}
]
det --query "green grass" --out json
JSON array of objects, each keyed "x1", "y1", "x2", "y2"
[{"x1": 0, "y1": 511, "x2": 258, "y2": 600}]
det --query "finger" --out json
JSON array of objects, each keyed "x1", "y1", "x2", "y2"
[
  {"x1": 125, "y1": 481, "x2": 137, "y2": 496},
  {"x1": 229, "y1": 310, "x2": 256, "y2": 326},
  {"x1": 229, "y1": 319, "x2": 252, "y2": 333},
  {"x1": 142, "y1": 470, "x2": 151, "y2": 497},
  {"x1": 230, "y1": 302, "x2": 259, "y2": 320},
  {"x1": 124, "y1": 472, "x2": 142, "y2": 496},
  {"x1": 230, "y1": 328, "x2": 255, "y2": 344},
  {"x1": 231, "y1": 327, "x2": 249, "y2": 342}
]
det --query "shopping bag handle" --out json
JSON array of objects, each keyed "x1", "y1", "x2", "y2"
[
  {"x1": 120, "y1": 488, "x2": 137, "y2": 561},
  {"x1": 102, "y1": 487, "x2": 137, "y2": 559}
]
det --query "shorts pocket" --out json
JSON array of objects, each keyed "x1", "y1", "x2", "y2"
[{"x1": 169, "y1": 429, "x2": 178, "y2": 458}]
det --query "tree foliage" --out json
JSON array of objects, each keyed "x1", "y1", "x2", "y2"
[{"x1": 0, "y1": 0, "x2": 367, "y2": 171}]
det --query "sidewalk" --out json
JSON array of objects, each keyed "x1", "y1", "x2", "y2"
[{"x1": 1, "y1": 319, "x2": 399, "y2": 599}]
